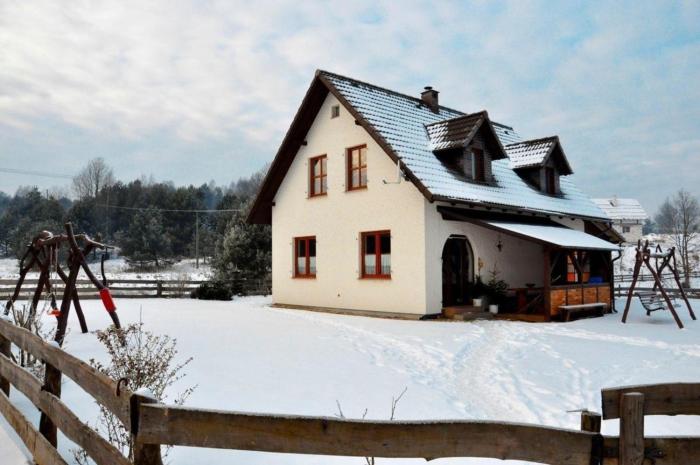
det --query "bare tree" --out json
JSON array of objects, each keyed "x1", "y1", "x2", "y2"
[
  {"x1": 72, "y1": 157, "x2": 115, "y2": 199},
  {"x1": 655, "y1": 189, "x2": 700, "y2": 287}
]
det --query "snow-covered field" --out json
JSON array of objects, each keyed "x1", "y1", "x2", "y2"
[
  {"x1": 0, "y1": 257, "x2": 213, "y2": 281},
  {"x1": 1, "y1": 296, "x2": 699, "y2": 465}
]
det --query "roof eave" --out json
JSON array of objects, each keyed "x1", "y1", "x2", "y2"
[{"x1": 432, "y1": 195, "x2": 611, "y2": 223}]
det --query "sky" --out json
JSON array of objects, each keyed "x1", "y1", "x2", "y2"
[{"x1": 1, "y1": 0, "x2": 699, "y2": 214}]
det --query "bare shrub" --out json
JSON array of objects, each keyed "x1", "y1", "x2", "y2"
[
  {"x1": 10, "y1": 303, "x2": 55, "y2": 378},
  {"x1": 335, "y1": 387, "x2": 407, "y2": 465},
  {"x1": 73, "y1": 322, "x2": 196, "y2": 464}
]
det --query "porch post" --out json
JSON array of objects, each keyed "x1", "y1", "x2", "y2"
[{"x1": 543, "y1": 246, "x2": 551, "y2": 322}]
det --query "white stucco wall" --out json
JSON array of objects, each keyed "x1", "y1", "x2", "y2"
[
  {"x1": 424, "y1": 203, "x2": 546, "y2": 313},
  {"x1": 271, "y1": 94, "x2": 429, "y2": 315},
  {"x1": 612, "y1": 222, "x2": 644, "y2": 244}
]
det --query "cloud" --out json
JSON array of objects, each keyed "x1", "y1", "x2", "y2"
[{"x1": 0, "y1": 0, "x2": 698, "y2": 212}]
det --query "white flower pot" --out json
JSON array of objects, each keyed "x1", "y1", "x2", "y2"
[
  {"x1": 473, "y1": 298, "x2": 483, "y2": 307},
  {"x1": 489, "y1": 304, "x2": 499, "y2": 314}
]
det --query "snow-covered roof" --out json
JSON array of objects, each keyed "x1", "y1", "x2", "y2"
[
  {"x1": 320, "y1": 71, "x2": 608, "y2": 220},
  {"x1": 484, "y1": 221, "x2": 621, "y2": 251},
  {"x1": 506, "y1": 137, "x2": 556, "y2": 169},
  {"x1": 592, "y1": 198, "x2": 648, "y2": 221}
]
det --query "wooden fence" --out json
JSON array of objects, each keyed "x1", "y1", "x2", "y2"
[
  {"x1": 614, "y1": 285, "x2": 700, "y2": 298},
  {"x1": 0, "y1": 276, "x2": 271, "y2": 301},
  {"x1": 615, "y1": 271, "x2": 700, "y2": 283},
  {"x1": 0, "y1": 317, "x2": 699, "y2": 464}
]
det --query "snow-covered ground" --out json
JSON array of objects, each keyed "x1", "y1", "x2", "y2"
[
  {"x1": 0, "y1": 257, "x2": 213, "y2": 281},
  {"x1": 1, "y1": 296, "x2": 699, "y2": 465}
]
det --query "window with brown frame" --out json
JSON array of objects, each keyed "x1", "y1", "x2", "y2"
[
  {"x1": 347, "y1": 145, "x2": 367, "y2": 190},
  {"x1": 361, "y1": 230, "x2": 390, "y2": 278},
  {"x1": 331, "y1": 105, "x2": 340, "y2": 118},
  {"x1": 545, "y1": 167, "x2": 556, "y2": 195},
  {"x1": 294, "y1": 236, "x2": 316, "y2": 278},
  {"x1": 309, "y1": 155, "x2": 327, "y2": 197},
  {"x1": 472, "y1": 148, "x2": 485, "y2": 182}
]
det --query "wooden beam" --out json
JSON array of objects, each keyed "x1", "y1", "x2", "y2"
[
  {"x1": 0, "y1": 318, "x2": 131, "y2": 428},
  {"x1": 136, "y1": 404, "x2": 595, "y2": 464},
  {"x1": 0, "y1": 389, "x2": 68, "y2": 465},
  {"x1": 619, "y1": 393, "x2": 644, "y2": 465},
  {"x1": 543, "y1": 246, "x2": 552, "y2": 321},
  {"x1": 601, "y1": 382, "x2": 700, "y2": 419},
  {"x1": 0, "y1": 352, "x2": 131, "y2": 465}
]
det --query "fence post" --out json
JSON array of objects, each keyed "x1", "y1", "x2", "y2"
[
  {"x1": 580, "y1": 410, "x2": 602, "y2": 465},
  {"x1": 0, "y1": 316, "x2": 11, "y2": 396},
  {"x1": 156, "y1": 281, "x2": 163, "y2": 297},
  {"x1": 131, "y1": 389, "x2": 163, "y2": 465},
  {"x1": 619, "y1": 392, "x2": 644, "y2": 465},
  {"x1": 38, "y1": 341, "x2": 62, "y2": 447}
]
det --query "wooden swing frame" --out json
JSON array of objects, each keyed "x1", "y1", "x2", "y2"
[
  {"x1": 3, "y1": 222, "x2": 121, "y2": 345},
  {"x1": 621, "y1": 239, "x2": 696, "y2": 329}
]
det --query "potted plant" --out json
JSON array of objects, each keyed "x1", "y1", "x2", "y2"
[
  {"x1": 469, "y1": 276, "x2": 488, "y2": 309},
  {"x1": 485, "y1": 264, "x2": 508, "y2": 314}
]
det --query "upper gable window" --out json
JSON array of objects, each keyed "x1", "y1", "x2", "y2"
[
  {"x1": 347, "y1": 145, "x2": 367, "y2": 190},
  {"x1": 472, "y1": 148, "x2": 486, "y2": 182},
  {"x1": 331, "y1": 105, "x2": 340, "y2": 118},
  {"x1": 309, "y1": 155, "x2": 327, "y2": 197}
]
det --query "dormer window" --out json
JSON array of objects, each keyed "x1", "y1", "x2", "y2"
[
  {"x1": 472, "y1": 148, "x2": 486, "y2": 182},
  {"x1": 545, "y1": 167, "x2": 556, "y2": 195},
  {"x1": 505, "y1": 136, "x2": 573, "y2": 196},
  {"x1": 425, "y1": 111, "x2": 508, "y2": 185}
]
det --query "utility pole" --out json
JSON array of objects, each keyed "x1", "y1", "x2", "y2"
[{"x1": 195, "y1": 211, "x2": 199, "y2": 269}]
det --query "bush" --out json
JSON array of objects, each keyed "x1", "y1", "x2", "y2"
[
  {"x1": 191, "y1": 281, "x2": 233, "y2": 300},
  {"x1": 72, "y1": 322, "x2": 195, "y2": 463}
]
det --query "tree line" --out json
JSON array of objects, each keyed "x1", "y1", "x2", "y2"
[{"x1": 0, "y1": 158, "x2": 270, "y2": 283}]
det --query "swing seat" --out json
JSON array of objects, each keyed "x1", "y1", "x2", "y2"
[
  {"x1": 48, "y1": 308, "x2": 61, "y2": 317},
  {"x1": 635, "y1": 291, "x2": 665, "y2": 314}
]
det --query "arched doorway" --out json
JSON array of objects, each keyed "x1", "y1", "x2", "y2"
[{"x1": 441, "y1": 236, "x2": 474, "y2": 307}]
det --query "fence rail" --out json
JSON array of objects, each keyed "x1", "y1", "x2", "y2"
[
  {"x1": 614, "y1": 271, "x2": 700, "y2": 283},
  {"x1": 0, "y1": 276, "x2": 271, "y2": 301},
  {"x1": 614, "y1": 285, "x2": 700, "y2": 298},
  {"x1": 0, "y1": 316, "x2": 699, "y2": 465}
]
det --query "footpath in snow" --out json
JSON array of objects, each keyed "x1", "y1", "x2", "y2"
[{"x1": 0, "y1": 296, "x2": 699, "y2": 465}]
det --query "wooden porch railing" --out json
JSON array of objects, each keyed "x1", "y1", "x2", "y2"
[{"x1": 0, "y1": 316, "x2": 699, "y2": 465}]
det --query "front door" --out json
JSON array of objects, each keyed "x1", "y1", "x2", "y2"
[{"x1": 441, "y1": 237, "x2": 473, "y2": 307}]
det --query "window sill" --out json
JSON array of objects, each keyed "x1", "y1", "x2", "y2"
[
  {"x1": 308, "y1": 193, "x2": 327, "y2": 199},
  {"x1": 359, "y1": 275, "x2": 391, "y2": 280},
  {"x1": 293, "y1": 275, "x2": 317, "y2": 279},
  {"x1": 346, "y1": 186, "x2": 368, "y2": 192}
]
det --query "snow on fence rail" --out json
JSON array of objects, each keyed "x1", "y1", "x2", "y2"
[
  {"x1": 1, "y1": 317, "x2": 699, "y2": 465},
  {"x1": 0, "y1": 276, "x2": 271, "y2": 300}
]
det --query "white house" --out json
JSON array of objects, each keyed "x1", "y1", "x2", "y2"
[
  {"x1": 592, "y1": 197, "x2": 648, "y2": 243},
  {"x1": 248, "y1": 70, "x2": 621, "y2": 320}
]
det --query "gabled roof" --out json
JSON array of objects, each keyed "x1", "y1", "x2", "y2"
[
  {"x1": 506, "y1": 136, "x2": 573, "y2": 175},
  {"x1": 592, "y1": 198, "x2": 648, "y2": 221},
  {"x1": 424, "y1": 112, "x2": 507, "y2": 160},
  {"x1": 247, "y1": 70, "x2": 608, "y2": 224}
]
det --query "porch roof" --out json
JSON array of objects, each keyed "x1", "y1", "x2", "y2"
[{"x1": 482, "y1": 221, "x2": 620, "y2": 251}]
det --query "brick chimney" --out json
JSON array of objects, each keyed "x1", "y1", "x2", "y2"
[{"x1": 421, "y1": 86, "x2": 439, "y2": 113}]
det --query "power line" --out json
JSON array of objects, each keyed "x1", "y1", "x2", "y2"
[
  {"x1": 95, "y1": 203, "x2": 242, "y2": 213},
  {"x1": 0, "y1": 167, "x2": 74, "y2": 179}
]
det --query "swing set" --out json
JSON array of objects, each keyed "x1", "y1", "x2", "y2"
[
  {"x1": 3, "y1": 222, "x2": 121, "y2": 345},
  {"x1": 621, "y1": 239, "x2": 696, "y2": 329}
]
